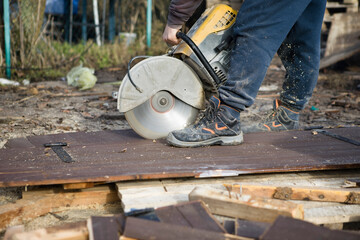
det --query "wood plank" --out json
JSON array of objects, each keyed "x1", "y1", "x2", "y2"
[
  {"x1": 235, "y1": 219, "x2": 270, "y2": 239},
  {"x1": 155, "y1": 200, "x2": 226, "y2": 233},
  {"x1": 0, "y1": 185, "x2": 119, "y2": 231},
  {"x1": 11, "y1": 221, "x2": 88, "y2": 240},
  {"x1": 189, "y1": 187, "x2": 304, "y2": 222},
  {"x1": 224, "y1": 184, "x2": 360, "y2": 204},
  {"x1": 302, "y1": 201, "x2": 360, "y2": 224},
  {"x1": 87, "y1": 215, "x2": 125, "y2": 240},
  {"x1": 260, "y1": 215, "x2": 360, "y2": 240},
  {"x1": 0, "y1": 128, "x2": 359, "y2": 187},
  {"x1": 123, "y1": 217, "x2": 251, "y2": 240}
]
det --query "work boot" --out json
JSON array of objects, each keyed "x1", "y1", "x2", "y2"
[
  {"x1": 167, "y1": 96, "x2": 243, "y2": 147},
  {"x1": 243, "y1": 99, "x2": 299, "y2": 133}
]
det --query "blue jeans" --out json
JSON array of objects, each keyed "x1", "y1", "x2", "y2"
[{"x1": 219, "y1": 0, "x2": 327, "y2": 111}]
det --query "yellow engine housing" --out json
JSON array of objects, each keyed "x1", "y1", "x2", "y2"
[{"x1": 175, "y1": 4, "x2": 237, "y2": 57}]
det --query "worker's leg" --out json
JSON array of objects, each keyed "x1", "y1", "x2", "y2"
[
  {"x1": 278, "y1": 0, "x2": 327, "y2": 110},
  {"x1": 219, "y1": 0, "x2": 324, "y2": 111}
]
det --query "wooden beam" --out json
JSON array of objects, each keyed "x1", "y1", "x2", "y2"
[
  {"x1": 303, "y1": 201, "x2": 360, "y2": 224},
  {"x1": 0, "y1": 185, "x2": 119, "y2": 231},
  {"x1": 189, "y1": 187, "x2": 304, "y2": 223},
  {"x1": 224, "y1": 184, "x2": 360, "y2": 204},
  {"x1": 123, "y1": 217, "x2": 251, "y2": 240}
]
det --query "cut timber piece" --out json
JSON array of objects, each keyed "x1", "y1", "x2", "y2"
[
  {"x1": 189, "y1": 187, "x2": 303, "y2": 223},
  {"x1": 302, "y1": 201, "x2": 360, "y2": 224},
  {"x1": 123, "y1": 217, "x2": 251, "y2": 240},
  {"x1": 0, "y1": 185, "x2": 119, "y2": 231},
  {"x1": 117, "y1": 185, "x2": 191, "y2": 212},
  {"x1": 260, "y1": 215, "x2": 360, "y2": 240},
  {"x1": 87, "y1": 215, "x2": 125, "y2": 240},
  {"x1": 224, "y1": 184, "x2": 360, "y2": 204},
  {"x1": 155, "y1": 200, "x2": 226, "y2": 233},
  {"x1": 11, "y1": 221, "x2": 88, "y2": 240},
  {"x1": 235, "y1": 219, "x2": 270, "y2": 239},
  {"x1": 342, "y1": 178, "x2": 360, "y2": 188}
]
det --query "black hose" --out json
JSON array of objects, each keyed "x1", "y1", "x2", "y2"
[
  {"x1": 176, "y1": 31, "x2": 221, "y2": 88},
  {"x1": 127, "y1": 55, "x2": 152, "y2": 93}
]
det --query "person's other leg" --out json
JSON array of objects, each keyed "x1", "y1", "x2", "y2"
[
  {"x1": 278, "y1": 0, "x2": 327, "y2": 111},
  {"x1": 220, "y1": 0, "x2": 313, "y2": 111}
]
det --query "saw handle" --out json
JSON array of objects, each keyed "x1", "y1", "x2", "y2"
[{"x1": 176, "y1": 31, "x2": 222, "y2": 88}]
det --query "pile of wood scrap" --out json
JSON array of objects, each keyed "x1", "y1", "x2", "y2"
[
  {"x1": 4, "y1": 200, "x2": 360, "y2": 240},
  {"x1": 2, "y1": 170, "x2": 360, "y2": 239}
]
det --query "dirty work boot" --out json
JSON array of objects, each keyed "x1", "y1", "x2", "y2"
[
  {"x1": 167, "y1": 96, "x2": 243, "y2": 148},
  {"x1": 244, "y1": 99, "x2": 299, "y2": 133}
]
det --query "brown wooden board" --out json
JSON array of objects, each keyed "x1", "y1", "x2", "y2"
[
  {"x1": 87, "y1": 215, "x2": 125, "y2": 240},
  {"x1": 155, "y1": 200, "x2": 226, "y2": 233},
  {"x1": 0, "y1": 128, "x2": 360, "y2": 187},
  {"x1": 235, "y1": 219, "x2": 270, "y2": 239},
  {"x1": 260, "y1": 215, "x2": 360, "y2": 240},
  {"x1": 123, "y1": 217, "x2": 245, "y2": 240}
]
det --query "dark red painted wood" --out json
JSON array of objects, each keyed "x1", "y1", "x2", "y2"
[
  {"x1": 155, "y1": 201, "x2": 226, "y2": 233},
  {"x1": 0, "y1": 128, "x2": 359, "y2": 187},
  {"x1": 260, "y1": 216, "x2": 360, "y2": 240}
]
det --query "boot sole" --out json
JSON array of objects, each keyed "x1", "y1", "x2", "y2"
[{"x1": 167, "y1": 131, "x2": 244, "y2": 148}]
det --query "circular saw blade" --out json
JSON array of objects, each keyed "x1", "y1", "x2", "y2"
[{"x1": 125, "y1": 91, "x2": 199, "y2": 139}]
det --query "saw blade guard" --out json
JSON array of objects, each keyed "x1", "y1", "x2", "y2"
[{"x1": 117, "y1": 56, "x2": 205, "y2": 113}]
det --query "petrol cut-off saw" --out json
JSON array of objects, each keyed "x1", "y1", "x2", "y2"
[{"x1": 117, "y1": 4, "x2": 237, "y2": 139}]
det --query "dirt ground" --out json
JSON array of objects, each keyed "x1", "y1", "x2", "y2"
[{"x1": 0, "y1": 55, "x2": 359, "y2": 234}]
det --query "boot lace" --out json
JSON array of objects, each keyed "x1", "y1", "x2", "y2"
[
  {"x1": 194, "y1": 103, "x2": 218, "y2": 128},
  {"x1": 263, "y1": 108, "x2": 279, "y2": 122}
]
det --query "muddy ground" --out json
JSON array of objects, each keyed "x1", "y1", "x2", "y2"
[{"x1": 0, "y1": 55, "x2": 359, "y2": 234}]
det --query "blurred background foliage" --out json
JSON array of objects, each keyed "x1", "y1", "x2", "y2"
[{"x1": 0, "y1": 0, "x2": 171, "y2": 81}]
